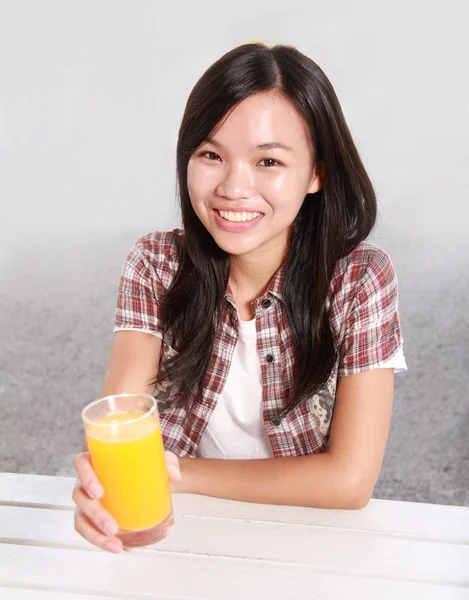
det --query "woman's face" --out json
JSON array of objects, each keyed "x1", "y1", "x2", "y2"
[{"x1": 187, "y1": 91, "x2": 322, "y2": 258}]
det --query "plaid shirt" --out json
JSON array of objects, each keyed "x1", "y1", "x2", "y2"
[{"x1": 114, "y1": 228, "x2": 402, "y2": 458}]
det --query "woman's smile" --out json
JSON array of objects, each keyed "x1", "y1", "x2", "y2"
[{"x1": 213, "y1": 208, "x2": 264, "y2": 233}]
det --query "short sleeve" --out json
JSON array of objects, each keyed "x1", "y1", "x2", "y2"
[
  {"x1": 338, "y1": 249, "x2": 402, "y2": 377},
  {"x1": 113, "y1": 242, "x2": 165, "y2": 339}
]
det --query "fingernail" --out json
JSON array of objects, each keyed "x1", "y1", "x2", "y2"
[
  {"x1": 89, "y1": 482, "x2": 103, "y2": 499},
  {"x1": 103, "y1": 520, "x2": 119, "y2": 536},
  {"x1": 105, "y1": 539, "x2": 122, "y2": 553}
]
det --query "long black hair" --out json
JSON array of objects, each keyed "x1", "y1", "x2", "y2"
[{"x1": 161, "y1": 43, "x2": 376, "y2": 416}]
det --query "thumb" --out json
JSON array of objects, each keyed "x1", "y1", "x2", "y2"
[{"x1": 164, "y1": 451, "x2": 182, "y2": 482}]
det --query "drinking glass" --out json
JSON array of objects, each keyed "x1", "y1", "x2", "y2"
[{"x1": 82, "y1": 393, "x2": 173, "y2": 547}]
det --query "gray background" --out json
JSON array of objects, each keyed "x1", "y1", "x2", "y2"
[{"x1": 0, "y1": 0, "x2": 468, "y2": 506}]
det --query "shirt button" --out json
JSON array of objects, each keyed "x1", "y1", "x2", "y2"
[
  {"x1": 265, "y1": 354, "x2": 274, "y2": 363},
  {"x1": 271, "y1": 417, "x2": 281, "y2": 426},
  {"x1": 261, "y1": 299, "x2": 272, "y2": 309}
]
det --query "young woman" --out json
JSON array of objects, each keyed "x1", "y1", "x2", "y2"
[{"x1": 73, "y1": 42, "x2": 406, "y2": 553}]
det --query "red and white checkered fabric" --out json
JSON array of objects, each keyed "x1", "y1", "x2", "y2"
[{"x1": 115, "y1": 229, "x2": 402, "y2": 457}]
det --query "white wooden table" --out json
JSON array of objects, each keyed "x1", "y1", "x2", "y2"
[{"x1": 0, "y1": 473, "x2": 468, "y2": 599}]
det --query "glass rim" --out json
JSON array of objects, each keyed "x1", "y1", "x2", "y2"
[{"x1": 81, "y1": 393, "x2": 157, "y2": 427}]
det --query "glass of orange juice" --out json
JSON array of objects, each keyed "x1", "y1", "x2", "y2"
[{"x1": 81, "y1": 393, "x2": 173, "y2": 548}]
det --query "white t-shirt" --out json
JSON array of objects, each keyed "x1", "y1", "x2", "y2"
[{"x1": 196, "y1": 317, "x2": 407, "y2": 460}]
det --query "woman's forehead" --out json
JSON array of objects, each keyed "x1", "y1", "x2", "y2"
[{"x1": 209, "y1": 91, "x2": 311, "y2": 152}]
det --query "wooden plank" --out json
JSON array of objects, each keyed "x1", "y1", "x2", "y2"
[
  {"x1": 1, "y1": 472, "x2": 469, "y2": 544},
  {"x1": 0, "y1": 473, "x2": 75, "y2": 508},
  {"x1": 1, "y1": 505, "x2": 468, "y2": 585},
  {"x1": 0, "y1": 544, "x2": 468, "y2": 600},
  {"x1": 0, "y1": 587, "x2": 184, "y2": 600},
  {"x1": 0, "y1": 590, "x2": 112, "y2": 600},
  {"x1": 0, "y1": 473, "x2": 75, "y2": 509}
]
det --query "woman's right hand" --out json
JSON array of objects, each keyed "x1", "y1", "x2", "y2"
[
  {"x1": 73, "y1": 450, "x2": 182, "y2": 553},
  {"x1": 73, "y1": 452, "x2": 124, "y2": 553}
]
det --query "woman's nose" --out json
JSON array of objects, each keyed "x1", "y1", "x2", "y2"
[{"x1": 215, "y1": 164, "x2": 255, "y2": 200}]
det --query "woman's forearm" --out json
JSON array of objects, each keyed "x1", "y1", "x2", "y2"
[{"x1": 178, "y1": 454, "x2": 369, "y2": 510}]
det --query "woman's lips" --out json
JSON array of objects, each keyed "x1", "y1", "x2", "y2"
[{"x1": 213, "y1": 209, "x2": 264, "y2": 232}]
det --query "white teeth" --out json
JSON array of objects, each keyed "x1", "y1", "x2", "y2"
[{"x1": 218, "y1": 210, "x2": 261, "y2": 222}]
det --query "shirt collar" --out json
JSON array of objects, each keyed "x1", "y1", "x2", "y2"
[
  {"x1": 224, "y1": 261, "x2": 286, "y2": 307},
  {"x1": 266, "y1": 261, "x2": 285, "y2": 302}
]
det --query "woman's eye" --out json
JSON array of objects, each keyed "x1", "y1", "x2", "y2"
[
  {"x1": 259, "y1": 158, "x2": 280, "y2": 167},
  {"x1": 201, "y1": 151, "x2": 221, "y2": 161}
]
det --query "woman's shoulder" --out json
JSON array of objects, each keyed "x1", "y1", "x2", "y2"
[
  {"x1": 133, "y1": 227, "x2": 183, "y2": 261},
  {"x1": 328, "y1": 241, "x2": 399, "y2": 342},
  {"x1": 330, "y1": 241, "x2": 398, "y2": 303},
  {"x1": 125, "y1": 228, "x2": 184, "y2": 285},
  {"x1": 336, "y1": 241, "x2": 395, "y2": 281}
]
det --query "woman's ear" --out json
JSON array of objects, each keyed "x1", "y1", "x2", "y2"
[{"x1": 307, "y1": 162, "x2": 324, "y2": 194}]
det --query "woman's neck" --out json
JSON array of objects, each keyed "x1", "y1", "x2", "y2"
[{"x1": 229, "y1": 240, "x2": 286, "y2": 320}]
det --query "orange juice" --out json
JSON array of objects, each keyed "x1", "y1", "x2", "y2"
[{"x1": 86, "y1": 412, "x2": 171, "y2": 531}]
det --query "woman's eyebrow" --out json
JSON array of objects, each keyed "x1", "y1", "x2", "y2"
[
  {"x1": 254, "y1": 142, "x2": 294, "y2": 152},
  {"x1": 204, "y1": 137, "x2": 223, "y2": 148},
  {"x1": 204, "y1": 137, "x2": 294, "y2": 152}
]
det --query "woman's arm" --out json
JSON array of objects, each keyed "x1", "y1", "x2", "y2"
[
  {"x1": 100, "y1": 330, "x2": 162, "y2": 396},
  {"x1": 75, "y1": 330, "x2": 181, "y2": 554},
  {"x1": 82, "y1": 330, "x2": 162, "y2": 452},
  {"x1": 177, "y1": 368, "x2": 394, "y2": 509}
]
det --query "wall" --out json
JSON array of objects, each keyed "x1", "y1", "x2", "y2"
[{"x1": 1, "y1": 0, "x2": 468, "y2": 504}]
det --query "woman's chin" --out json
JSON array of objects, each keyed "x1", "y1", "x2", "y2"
[{"x1": 211, "y1": 231, "x2": 261, "y2": 257}]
